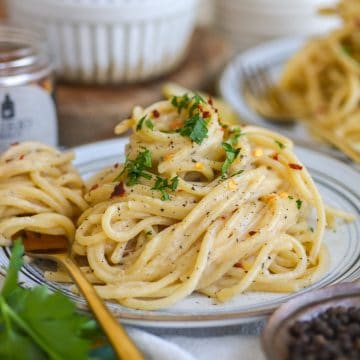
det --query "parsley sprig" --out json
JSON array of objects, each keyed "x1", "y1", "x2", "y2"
[
  {"x1": 136, "y1": 116, "x2": 154, "y2": 131},
  {"x1": 115, "y1": 148, "x2": 153, "y2": 185},
  {"x1": 171, "y1": 94, "x2": 191, "y2": 114},
  {"x1": 179, "y1": 113, "x2": 208, "y2": 145},
  {"x1": 0, "y1": 240, "x2": 102, "y2": 360},
  {"x1": 221, "y1": 142, "x2": 241, "y2": 176},
  {"x1": 171, "y1": 93, "x2": 205, "y2": 116},
  {"x1": 152, "y1": 176, "x2": 179, "y2": 201},
  {"x1": 171, "y1": 94, "x2": 209, "y2": 145},
  {"x1": 229, "y1": 128, "x2": 243, "y2": 145}
]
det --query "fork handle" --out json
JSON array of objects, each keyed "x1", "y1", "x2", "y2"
[{"x1": 53, "y1": 253, "x2": 144, "y2": 360}]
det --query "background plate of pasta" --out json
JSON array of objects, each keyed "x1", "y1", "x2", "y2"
[
  {"x1": 0, "y1": 93, "x2": 359, "y2": 328},
  {"x1": 219, "y1": 0, "x2": 360, "y2": 165}
]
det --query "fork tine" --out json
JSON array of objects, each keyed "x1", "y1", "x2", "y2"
[
  {"x1": 243, "y1": 66, "x2": 270, "y2": 97},
  {"x1": 258, "y1": 67, "x2": 275, "y2": 93}
]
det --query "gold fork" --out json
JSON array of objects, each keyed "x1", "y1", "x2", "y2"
[{"x1": 23, "y1": 234, "x2": 144, "y2": 360}]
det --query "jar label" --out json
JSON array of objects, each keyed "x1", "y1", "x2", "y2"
[{"x1": 0, "y1": 86, "x2": 57, "y2": 153}]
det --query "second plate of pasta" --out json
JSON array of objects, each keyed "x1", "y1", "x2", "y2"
[
  {"x1": 0, "y1": 137, "x2": 358, "y2": 328},
  {"x1": 219, "y1": 36, "x2": 360, "y2": 165}
]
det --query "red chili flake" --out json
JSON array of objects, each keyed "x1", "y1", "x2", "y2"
[
  {"x1": 110, "y1": 182, "x2": 125, "y2": 198},
  {"x1": 272, "y1": 153, "x2": 279, "y2": 161},
  {"x1": 19, "y1": 155, "x2": 25, "y2": 160},
  {"x1": 197, "y1": 104, "x2": 204, "y2": 111},
  {"x1": 220, "y1": 127, "x2": 225, "y2": 132},
  {"x1": 214, "y1": 108, "x2": 218, "y2": 113},
  {"x1": 90, "y1": 184, "x2": 99, "y2": 191},
  {"x1": 207, "y1": 97, "x2": 213, "y2": 106},
  {"x1": 221, "y1": 215, "x2": 226, "y2": 220},
  {"x1": 202, "y1": 111, "x2": 210, "y2": 118},
  {"x1": 234, "y1": 262, "x2": 242, "y2": 268},
  {"x1": 289, "y1": 163, "x2": 303, "y2": 170},
  {"x1": 114, "y1": 163, "x2": 119, "y2": 168},
  {"x1": 152, "y1": 109, "x2": 160, "y2": 118},
  {"x1": 316, "y1": 104, "x2": 327, "y2": 115},
  {"x1": 249, "y1": 231, "x2": 257, "y2": 236},
  {"x1": 11, "y1": 142, "x2": 19, "y2": 146}
]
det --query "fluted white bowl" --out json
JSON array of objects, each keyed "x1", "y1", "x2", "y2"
[{"x1": 8, "y1": 0, "x2": 199, "y2": 84}]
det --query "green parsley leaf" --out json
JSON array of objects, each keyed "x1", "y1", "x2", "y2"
[
  {"x1": 179, "y1": 113, "x2": 208, "y2": 144},
  {"x1": 288, "y1": 195, "x2": 294, "y2": 200},
  {"x1": 188, "y1": 93, "x2": 205, "y2": 116},
  {"x1": 114, "y1": 149, "x2": 153, "y2": 185},
  {"x1": 171, "y1": 93, "x2": 205, "y2": 116},
  {"x1": 145, "y1": 119, "x2": 154, "y2": 130},
  {"x1": 136, "y1": 116, "x2": 147, "y2": 131},
  {"x1": 171, "y1": 94, "x2": 191, "y2": 114},
  {"x1": 309, "y1": 227, "x2": 314, "y2": 232},
  {"x1": 229, "y1": 128, "x2": 243, "y2": 145},
  {"x1": 274, "y1": 140, "x2": 285, "y2": 149},
  {"x1": 296, "y1": 199, "x2": 303, "y2": 210},
  {"x1": 136, "y1": 116, "x2": 154, "y2": 131},
  {"x1": 0, "y1": 241, "x2": 100, "y2": 360},
  {"x1": 152, "y1": 176, "x2": 179, "y2": 201},
  {"x1": 221, "y1": 142, "x2": 241, "y2": 176},
  {"x1": 231, "y1": 170, "x2": 244, "y2": 177},
  {"x1": 1, "y1": 239, "x2": 23, "y2": 297}
]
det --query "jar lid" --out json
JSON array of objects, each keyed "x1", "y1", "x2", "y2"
[{"x1": 0, "y1": 25, "x2": 53, "y2": 87}]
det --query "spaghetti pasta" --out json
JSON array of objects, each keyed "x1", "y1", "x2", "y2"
[
  {"x1": 0, "y1": 142, "x2": 88, "y2": 245},
  {"x1": 71, "y1": 94, "x2": 329, "y2": 310},
  {"x1": 247, "y1": 0, "x2": 360, "y2": 163}
]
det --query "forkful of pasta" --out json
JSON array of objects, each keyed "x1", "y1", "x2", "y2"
[{"x1": 22, "y1": 231, "x2": 144, "y2": 360}]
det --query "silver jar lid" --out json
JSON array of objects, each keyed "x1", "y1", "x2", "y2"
[{"x1": 0, "y1": 24, "x2": 53, "y2": 87}]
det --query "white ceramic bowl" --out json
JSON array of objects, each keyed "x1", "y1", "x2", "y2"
[
  {"x1": 214, "y1": 0, "x2": 339, "y2": 51},
  {"x1": 7, "y1": 0, "x2": 199, "y2": 84}
]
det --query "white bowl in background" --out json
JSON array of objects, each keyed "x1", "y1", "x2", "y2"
[
  {"x1": 214, "y1": 0, "x2": 339, "y2": 51},
  {"x1": 7, "y1": 0, "x2": 199, "y2": 84}
]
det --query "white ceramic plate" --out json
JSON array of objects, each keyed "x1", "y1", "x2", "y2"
[
  {"x1": 0, "y1": 138, "x2": 359, "y2": 328},
  {"x1": 219, "y1": 37, "x2": 358, "y2": 164}
]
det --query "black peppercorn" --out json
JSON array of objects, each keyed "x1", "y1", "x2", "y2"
[{"x1": 287, "y1": 306, "x2": 360, "y2": 360}]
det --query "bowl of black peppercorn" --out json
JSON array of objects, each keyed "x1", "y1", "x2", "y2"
[{"x1": 261, "y1": 281, "x2": 360, "y2": 360}]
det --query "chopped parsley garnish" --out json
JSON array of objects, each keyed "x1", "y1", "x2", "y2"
[
  {"x1": 288, "y1": 195, "x2": 294, "y2": 200},
  {"x1": 296, "y1": 199, "x2": 303, "y2": 210},
  {"x1": 188, "y1": 94, "x2": 205, "y2": 116},
  {"x1": 309, "y1": 227, "x2": 314, "y2": 232},
  {"x1": 136, "y1": 116, "x2": 146, "y2": 131},
  {"x1": 274, "y1": 140, "x2": 285, "y2": 149},
  {"x1": 115, "y1": 148, "x2": 153, "y2": 185},
  {"x1": 136, "y1": 116, "x2": 154, "y2": 131},
  {"x1": 229, "y1": 128, "x2": 243, "y2": 145},
  {"x1": 145, "y1": 119, "x2": 154, "y2": 130},
  {"x1": 171, "y1": 94, "x2": 191, "y2": 114},
  {"x1": 179, "y1": 112, "x2": 208, "y2": 144},
  {"x1": 221, "y1": 142, "x2": 241, "y2": 176},
  {"x1": 172, "y1": 93, "x2": 208, "y2": 144},
  {"x1": 231, "y1": 169, "x2": 244, "y2": 177},
  {"x1": 152, "y1": 176, "x2": 179, "y2": 201}
]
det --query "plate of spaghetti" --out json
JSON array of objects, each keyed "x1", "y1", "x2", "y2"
[
  {"x1": 219, "y1": 0, "x2": 360, "y2": 164},
  {"x1": 0, "y1": 93, "x2": 359, "y2": 328}
]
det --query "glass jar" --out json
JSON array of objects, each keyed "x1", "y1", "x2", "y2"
[{"x1": 0, "y1": 25, "x2": 57, "y2": 152}]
